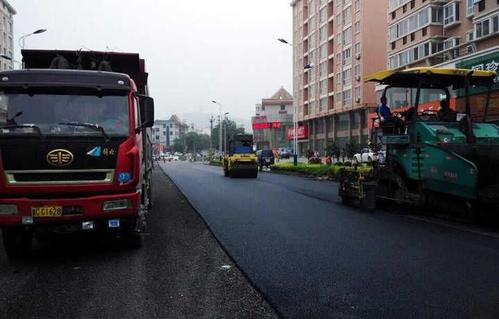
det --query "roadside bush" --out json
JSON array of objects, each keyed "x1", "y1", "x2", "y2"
[
  {"x1": 270, "y1": 162, "x2": 371, "y2": 180},
  {"x1": 210, "y1": 160, "x2": 223, "y2": 166}
]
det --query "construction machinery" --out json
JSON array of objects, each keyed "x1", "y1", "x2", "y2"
[
  {"x1": 338, "y1": 67, "x2": 499, "y2": 220},
  {"x1": 223, "y1": 134, "x2": 258, "y2": 178}
]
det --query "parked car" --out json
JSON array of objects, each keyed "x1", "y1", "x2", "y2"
[
  {"x1": 257, "y1": 149, "x2": 275, "y2": 170},
  {"x1": 352, "y1": 148, "x2": 385, "y2": 163},
  {"x1": 279, "y1": 148, "x2": 292, "y2": 159}
]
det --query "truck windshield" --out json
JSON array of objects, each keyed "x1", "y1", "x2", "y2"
[{"x1": 0, "y1": 92, "x2": 130, "y2": 137}]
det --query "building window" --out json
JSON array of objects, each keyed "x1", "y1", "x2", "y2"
[
  {"x1": 355, "y1": 86, "x2": 361, "y2": 101},
  {"x1": 343, "y1": 6, "x2": 352, "y2": 25},
  {"x1": 319, "y1": 97, "x2": 328, "y2": 112},
  {"x1": 319, "y1": 61, "x2": 327, "y2": 78},
  {"x1": 422, "y1": 27, "x2": 427, "y2": 36},
  {"x1": 342, "y1": 89, "x2": 352, "y2": 105},
  {"x1": 478, "y1": 0, "x2": 485, "y2": 12},
  {"x1": 354, "y1": 42, "x2": 361, "y2": 54},
  {"x1": 410, "y1": 32, "x2": 415, "y2": 41},
  {"x1": 320, "y1": 7, "x2": 327, "y2": 24},
  {"x1": 444, "y1": 2, "x2": 459, "y2": 26},
  {"x1": 354, "y1": 21, "x2": 360, "y2": 33},
  {"x1": 338, "y1": 113, "x2": 349, "y2": 130},
  {"x1": 280, "y1": 105, "x2": 286, "y2": 111},
  {"x1": 343, "y1": 27, "x2": 352, "y2": 45},
  {"x1": 342, "y1": 68, "x2": 352, "y2": 85},
  {"x1": 354, "y1": 64, "x2": 360, "y2": 77},
  {"x1": 388, "y1": 40, "x2": 443, "y2": 68},
  {"x1": 466, "y1": 0, "x2": 474, "y2": 17},
  {"x1": 342, "y1": 47, "x2": 352, "y2": 65},
  {"x1": 320, "y1": 43, "x2": 327, "y2": 60},
  {"x1": 388, "y1": 7, "x2": 438, "y2": 42},
  {"x1": 355, "y1": 0, "x2": 360, "y2": 12},
  {"x1": 475, "y1": 13, "x2": 499, "y2": 39},
  {"x1": 320, "y1": 25, "x2": 327, "y2": 42}
]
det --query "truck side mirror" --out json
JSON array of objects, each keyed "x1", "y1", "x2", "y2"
[{"x1": 139, "y1": 95, "x2": 155, "y2": 128}]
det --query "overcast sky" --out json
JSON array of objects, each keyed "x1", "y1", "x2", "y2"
[{"x1": 9, "y1": 0, "x2": 293, "y2": 122}]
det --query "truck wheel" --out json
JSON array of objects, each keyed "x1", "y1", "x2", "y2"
[
  {"x1": 223, "y1": 165, "x2": 229, "y2": 177},
  {"x1": 252, "y1": 170, "x2": 258, "y2": 178},
  {"x1": 2, "y1": 228, "x2": 32, "y2": 259}
]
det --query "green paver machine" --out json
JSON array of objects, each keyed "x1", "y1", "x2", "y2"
[{"x1": 338, "y1": 67, "x2": 499, "y2": 220}]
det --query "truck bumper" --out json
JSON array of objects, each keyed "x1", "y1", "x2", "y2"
[{"x1": 0, "y1": 191, "x2": 141, "y2": 230}]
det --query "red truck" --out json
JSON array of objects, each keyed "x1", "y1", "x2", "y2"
[{"x1": 0, "y1": 49, "x2": 154, "y2": 258}]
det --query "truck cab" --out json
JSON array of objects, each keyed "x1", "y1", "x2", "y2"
[{"x1": 0, "y1": 50, "x2": 154, "y2": 257}]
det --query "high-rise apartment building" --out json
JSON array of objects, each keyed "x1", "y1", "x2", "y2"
[
  {"x1": 388, "y1": 0, "x2": 499, "y2": 69},
  {"x1": 291, "y1": 0, "x2": 389, "y2": 154},
  {"x1": 0, "y1": 1, "x2": 15, "y2": 71}
]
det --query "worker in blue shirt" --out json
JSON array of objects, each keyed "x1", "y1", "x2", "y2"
[
  {"x1": 377, "y1": 96, "x2": 392, "y2": 122},
  {"x1": 377, "y1": 96, "x2": 405, "y2": 134}
]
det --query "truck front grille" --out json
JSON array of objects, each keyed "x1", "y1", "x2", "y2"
[{"x1": 4, "y1": 169, "x2": 115, "y2": 185}]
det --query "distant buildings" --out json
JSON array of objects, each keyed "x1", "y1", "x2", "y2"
[
  {"x1": 0, "y1": 1, "x2": 15, "y2": 70},
  {"x1": 152, "y1": 115, "x2": 189, "y2": 153},
  {"x1": 252, "y1": 87, "x2": 294, "y2": 150},
  {"x1": 291, "y1": 0, "x2": 389, "y2": 154}
]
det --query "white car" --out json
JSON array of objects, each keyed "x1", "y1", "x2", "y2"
[{"x1": 352, "y1": 148, "x2": 385, "y2": 163}]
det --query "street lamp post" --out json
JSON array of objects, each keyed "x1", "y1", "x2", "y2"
[
  {"x1": 211, "y1": 100, "x2": 223, "y2": 158},
  {"x1": 19, "y1": 29, "x2": 47, "y2": 50},
  {"x1": 278, "y1": 38, "x2": 299, "y2": 165},
  {"x1": 223, "y1": 112, "x2": 229, "y2": 155}
]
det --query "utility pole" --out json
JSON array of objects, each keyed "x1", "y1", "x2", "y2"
[
  {"x1": 211, "y1": 101, "x2": 223, "y2": 158},
  {"x1": 209, "y1": 116, "x2": 214, "y2": 152}
]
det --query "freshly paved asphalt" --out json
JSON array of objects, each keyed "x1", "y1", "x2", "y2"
[
  {"x1": 162, "y1": 161, "x2": 499, "y2": 319},
  {"x1": 0, "y1": 169, "x2": 277, "y2": 319}
]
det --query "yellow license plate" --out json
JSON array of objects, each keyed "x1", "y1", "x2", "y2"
[{"x1": 31, "y1": 206, "x2": 63, "y2": 217}]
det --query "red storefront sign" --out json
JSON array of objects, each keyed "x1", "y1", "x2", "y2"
[
  {"x1": 252, "y1": 122, "x2": 270, "y2": 130},
  {"x1": 287, "y1": 125, "x2": 308, "y2": 140},
  {"x1": 252, "y1": 122, "x2": 282, "y2": 130}
]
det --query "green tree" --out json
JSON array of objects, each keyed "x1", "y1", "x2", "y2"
[
  {"x1": 326, "y1": 140, "x2": 341, "y2": 162},
  {"x1": 211, "y1": 119, "x2": 245, "y2": 150},
  {"x1": 343, "y1": 139, "x2": 360, "y2": 160},
  {"x1": 172, "y1": 138, "x2": 184, "y2": 153},
  {"x1": 172, "y1": 132, "x2": 212, "y2": 153}
]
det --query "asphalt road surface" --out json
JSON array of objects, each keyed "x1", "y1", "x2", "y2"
[
  {"x1": 0, "y1": 169, "x2": 278, "y2": 319},
  {"x1": 162, "y1": 161, "x2": 499, "y2": 319}
]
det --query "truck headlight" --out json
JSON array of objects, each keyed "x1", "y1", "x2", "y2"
[
  {"x1": 0, "y1": 204, "x2": 17, "y2": 215},
  {"x1": 102, "y1": 199, "x2": 131, "y2": 211}
]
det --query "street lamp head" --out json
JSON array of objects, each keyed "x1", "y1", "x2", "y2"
[
  {"x1": 277, "y1": 38, "x2": 289, "y2": 44},
  {"x1": 33, "y1": 29, "x2": 47, "y2": 34},
  {"x1": 0, "y1": 54, "x2": 12, "y2": 61},
  {"x1": 211, "y1": 100, "x2": 217, "y2": 104},
  {"x1": 224, "y1": 112, "x2": 229, "y2": 116}
]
